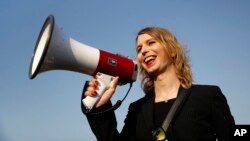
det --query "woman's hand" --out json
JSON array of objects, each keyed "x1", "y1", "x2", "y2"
[{"x1": 84, "y1": 76, "x2": 119, "y2": 108}]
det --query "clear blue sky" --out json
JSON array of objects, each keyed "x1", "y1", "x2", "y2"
[{"x1": 1, "y1": 0, "x2": 250, "y2": 141}]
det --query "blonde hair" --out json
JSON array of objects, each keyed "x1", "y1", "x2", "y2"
[{"x1": 136, "y1": 27, "x2": 192, "y2": 93}]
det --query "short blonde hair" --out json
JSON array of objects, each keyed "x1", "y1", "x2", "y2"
[{"x1": 136, "y1": 27, "x2": 192, "y2": 93}]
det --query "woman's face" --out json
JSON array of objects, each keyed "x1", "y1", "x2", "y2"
[{"x1": 136, "y1": 33, "x2": 172, "y2": 76}]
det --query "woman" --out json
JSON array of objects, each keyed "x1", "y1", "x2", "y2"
[{"x1": 81, "y1": 27, "x2": 235, "y2": 141}]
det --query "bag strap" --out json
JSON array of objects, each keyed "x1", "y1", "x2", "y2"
[{"x1": 161, "y1": 88, "x2": 188, "y2": 132}]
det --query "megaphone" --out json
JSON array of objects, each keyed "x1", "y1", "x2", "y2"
[{"x1": 29, "y1": 15, "x2": 138, "y2": 110}]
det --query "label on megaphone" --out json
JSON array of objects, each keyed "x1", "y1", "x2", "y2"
[{"x1": 82, "y1": 72, "x2": 113, "y2": 110}]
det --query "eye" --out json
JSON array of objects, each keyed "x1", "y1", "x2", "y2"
[
  {"x1": 136, "y1": 46, "x2": 142, "y2": 53},
  {"x1": 148, "y1": 40, "x2": 156, "y2": 46}
]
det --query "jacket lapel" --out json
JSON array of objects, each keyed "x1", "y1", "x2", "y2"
[{"x1": 141, "y1": 90, "x2": 155, "y2": 129}]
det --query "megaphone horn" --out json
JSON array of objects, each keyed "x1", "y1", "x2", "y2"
[{"x1": 29, "y1": 15, "x2": 138, "y2": 85}]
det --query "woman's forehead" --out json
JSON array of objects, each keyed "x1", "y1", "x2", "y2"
[{"x1": 137, "y1": 34, "x2": 153, "y2": 44}]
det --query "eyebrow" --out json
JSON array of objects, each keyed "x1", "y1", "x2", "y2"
[{"x1": 137, "y1": 38, "x2": 155, "y2": 47}]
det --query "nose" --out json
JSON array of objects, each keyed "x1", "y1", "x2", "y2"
[{"x1": 141, "y1": 46, "x2": 148, "y2": 56}]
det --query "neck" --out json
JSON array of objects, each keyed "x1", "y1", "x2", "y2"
[{"x1": 153, "y1": 65, "x2": 180, "y2": 102}]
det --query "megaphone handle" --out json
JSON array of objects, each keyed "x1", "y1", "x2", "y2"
[{"x1": 82, "y1": 73, "x2": 113, "y2": 111}]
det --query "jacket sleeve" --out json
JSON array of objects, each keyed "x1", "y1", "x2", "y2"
[
  {"x1": 84, "y1": 101, "x2": 120, "y2": 141},
  {"x1": 82, "y1": 102, "x2": 139, "y2": 141},
  {"x1": 211, "y1": 86, "x2": 235, "y2": 141},
  {"x1": 81, "y1": 81, "x2": 137, "y2": 141},
  {"x1": 80, "y1": 81, "x2": 119, "y2": 141}
]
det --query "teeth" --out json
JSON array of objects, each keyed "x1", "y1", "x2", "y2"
[{"x1": 144, "y1": 56, "x2": 155, "y2": 63}]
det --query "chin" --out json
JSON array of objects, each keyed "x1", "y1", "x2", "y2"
[{"x1": 146, "y1": 68, "x2": 158, "y2": 75}]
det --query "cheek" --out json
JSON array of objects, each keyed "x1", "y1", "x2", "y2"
[{"x1": 137, "y1": 54, "x2": 143, "y2": 63}]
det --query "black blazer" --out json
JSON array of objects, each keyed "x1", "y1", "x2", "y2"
[{"x1": 82, "y1": 85, "x2": 235, "y2": 141}]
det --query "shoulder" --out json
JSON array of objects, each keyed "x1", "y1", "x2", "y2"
[
  {"x1": 183, "y1": 84, "x2": 230, "y2": 114},
  {"x1": 190, "y1": 84, "x2": 223, "y2": 97},
  {"x1": 191, "y1": 84, "x2": 221, "y2": 92},
  {"x1": 191, "y1": 84, "x2": 228, "y2": 101},
  {"x1": 188, "y1": 84, "x2": 230, "y2": 108},
  {"x1": 186, "y1": 84, "x2": 225, "y2": 104}
]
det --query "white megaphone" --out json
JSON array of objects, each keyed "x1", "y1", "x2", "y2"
[{"x1": 29, "y1": 15, "x2": 138, "y2": 110}]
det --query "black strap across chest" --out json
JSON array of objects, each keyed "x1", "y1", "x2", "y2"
[{"x1": 161, "y1": 88, "x2": 188, "y2": 132}]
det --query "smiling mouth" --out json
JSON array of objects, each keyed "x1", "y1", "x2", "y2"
[{"x1": 144, "y1": 55, "x2": 156, "y2": 65}]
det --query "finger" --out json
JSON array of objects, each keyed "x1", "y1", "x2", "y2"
[
  {"x1": 85, "y1": 85, "x2": 97, "y2": 96},
  {"x1": 88, "y1": 79, "x2": 98, "y2": 87},
  {"x1": 86, "y1": 86, "x2": 96, "y2": 92},
  {"x1": 85, "y1": 90, "x2": 97, "y2": 97}
]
